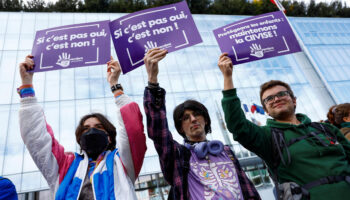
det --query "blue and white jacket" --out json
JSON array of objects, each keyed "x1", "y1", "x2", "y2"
[{"x1": 19, "y1": 94, "x2": 147, "y2": 199}]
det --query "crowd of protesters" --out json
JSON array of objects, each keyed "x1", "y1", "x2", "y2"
[{"x1": 5, "y1": 49, "x2": 349, "y2": 200}]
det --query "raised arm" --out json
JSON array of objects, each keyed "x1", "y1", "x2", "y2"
[
  {"x1": 218, "y1": 53, "x2": 273, "y2": 163},
  {"x1": 18, "y1": 55, "x2": 75, "y2": 189},
  {"x1": 142, "y1": 48, "x2": 183, "y2": 184},
  {"x1": 107, "y1": 58, "x2": 146, "y2": 182}
]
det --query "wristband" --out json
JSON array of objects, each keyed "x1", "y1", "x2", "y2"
[
  {"x1": 111, "y1": 84, "x2": 123, "y2": 93},
  {"x1": 114, "y1": 91, "x2": 124, "y2": 99},
  {"x1": 17, "y1": 84, "x2": 35, "y2": 98}
]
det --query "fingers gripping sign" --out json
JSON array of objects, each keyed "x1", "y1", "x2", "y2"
[
  {"x1": 107, "y1": 56, "x2": 122, "y2": 87},
  {"x1": 143, "y1": 48, "x2": 168, "y2": 84},
  {"x1": 218, "y1": 53, "x2": 233, "y2": 78},
  {"x1": 19, "y1": 55, "x2": 35, "y2": 85}
]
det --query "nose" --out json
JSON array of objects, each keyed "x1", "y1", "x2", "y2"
[{"x1": 190, "y1": 114, "x2": 197, "y2": 122}]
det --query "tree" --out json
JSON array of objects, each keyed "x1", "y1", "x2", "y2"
[
  {"x1": 24, "y1": 0, "x2": 45, "y2": 12},
  {"x1": 187, "y1": 0, "x2": 210, "y2": 14},
  {"x1": 3, "y1": 0, "x2": 23, "y2": 11},
  {"x1": 286, "y1": 1, "x2": 306, "y2": 17},
  {"x1": 84, "y1": 0, "x2": 109, "y2": 12},
  {"x1": 54, "y1": 0, "x2": 81, "y2": 12}
]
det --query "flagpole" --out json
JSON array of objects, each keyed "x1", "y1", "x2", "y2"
[{"x1": 273, "y1": 0, "x2": 338, "y2": 105}]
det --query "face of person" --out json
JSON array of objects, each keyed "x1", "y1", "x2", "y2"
[
  {"x1": 82, "y1": 117, "x2": 110, "y2": 142},
  {"x1": 262, "y1": 85, "x2": 296, "y2": 120},
  {"x1": 181, "y1": 109, "x2": 207, "y2": 142}
]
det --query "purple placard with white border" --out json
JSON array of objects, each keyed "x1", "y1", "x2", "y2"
[
  {"x1": 213, "y1": 11, "x2": 301, "y2": 65},
  {"x1": 110, "y1": 1, "x2": 202, "y2": 74},
  {"x1": 31, "y1": 20, "x2": 110, "y2": 72}
]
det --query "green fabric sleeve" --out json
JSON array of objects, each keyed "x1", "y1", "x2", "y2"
[{"x1": 221, "y1": 88, "x2": 273, "y2": 164}]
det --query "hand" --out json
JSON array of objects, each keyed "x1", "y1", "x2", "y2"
[
  {"x1": 143, "y1": 48, "x2": 167, "y2": 84},
  {"x1": 56, "y1": 52, "x2": 71, "y2": 67},
  {"x1": 218, "y1": 53, "x2": 233, "y2": 78},
  {"x1": 107, "y1": 56, "x2": 122, "y2": 87},
  {"x1": 19, "y1": 55, "x2": 34, "y2": 85},
  {"x1": 250, "y1": 43, "x2": 264, "y2": 58}
]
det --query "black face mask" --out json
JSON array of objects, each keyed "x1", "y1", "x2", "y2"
[{"x1": 80, "y1": 128, "x2": 109, "y2": 160}]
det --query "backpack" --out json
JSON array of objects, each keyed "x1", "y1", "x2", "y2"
[
  {"x1": 0, "y1": 177, "x2": 18, "y2": 200},
  {"x1": 268, "y1": 122, "x2": 350, "y2": 200}
]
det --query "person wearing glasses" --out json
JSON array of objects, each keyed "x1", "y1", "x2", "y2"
[
  {"x1": 218, "y1": 53, "x2": 350, "y2": 200},
  {"x1": 143, "y1": 48, "x2": 261, "y2": 200}
]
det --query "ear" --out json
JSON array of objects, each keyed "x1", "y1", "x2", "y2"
[
  {"x1": 343, "y1": 116, "x2": 350, "y2": 122},
  {"x1": 292, "y1": 97, "x2": 297, "y2": 107}
]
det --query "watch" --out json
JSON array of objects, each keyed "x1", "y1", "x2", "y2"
[{"x1": 111, "y1": 84, "x2": 123, "y2": 93}]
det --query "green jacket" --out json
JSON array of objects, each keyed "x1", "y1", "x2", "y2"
[{"x1": 222, "y1": 89, "x2": 350, "y2": 200}]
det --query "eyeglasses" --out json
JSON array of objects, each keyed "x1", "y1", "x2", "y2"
[{"x1": 262, "y1": 91, "x2": 291, "y2": 105}]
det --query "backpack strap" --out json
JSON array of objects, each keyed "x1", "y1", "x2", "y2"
[
  {"x1": 310, "y1": 122, "x2": 338, "y2": 144},
  {"x1": 344, "y1": 130, "x2": 350, "y2": 137},
  {"x1": 271, "y1": 127, "x2": 291, "y2": 167}
]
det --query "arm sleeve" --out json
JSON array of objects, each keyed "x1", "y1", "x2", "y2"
[
  {"x1": 221, "y1": 88, "x2": 273, "y2": 163},
  {"x1": 19, "y1": 97, "x2": 75, "y2": 188},
  {"x1": 115, "y1": 94, "x2": 147, "y2": 183},
  {"x1": 143, "y1": 87, "x2": 181, "y2": 184}
]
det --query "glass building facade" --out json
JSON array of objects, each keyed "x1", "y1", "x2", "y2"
[{"x1": 0, "y1": 11, "x2": 349, "y2": 199}]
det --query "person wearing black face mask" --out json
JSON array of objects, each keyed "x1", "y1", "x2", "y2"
[
  {"x1": 80, "y1": 128, "x2": 109, "y2": 160},
  {"x1": 18, "y1": 55, "x2": 146, "y2": 199}
]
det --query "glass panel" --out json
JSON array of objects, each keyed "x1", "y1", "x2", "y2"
[
  {"x1": 2, "y1": 105, "x2": 23, "y2": 175},
  {"x1": 60, "y1": 68, "x2": 75, "y2": 100},
  {"x1": 0, "y1": 51, "x2": 17, "y2": 104},
  {"x1": 44, "y1": 70, "x2": 60, "y2": 101},
  {"x1": 0, "y1": 13, "x2": 8, "y2": 34},
  {"x1": 0, "y1": 105, "x2": 10, "y2": 174},
  {"x1": 6, "y1": 13, "x2": 22, "y2": 34},
  {"x1": 60, "y1": 101, "x2": 76, "y2": 152},
  {"x1": 21, "y1": 171, "x2": 41, "y2": 192}
]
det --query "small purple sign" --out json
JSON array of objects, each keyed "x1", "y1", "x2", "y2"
[
  {"x1": 31, "y1": 20, "x2": 110, "y2": 72},
  {"x1": 213, "y1": 11, "x2": 301, "y2": 65},
  {"x1": 109, "y1": 1, "x2": 202, "y2": 74}
]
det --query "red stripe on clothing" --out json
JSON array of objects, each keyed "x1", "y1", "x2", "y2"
[
  {"x1": 120, "y1": 102, "x2": 147, "y2": 178},
  {"x1": 46, "y1": 123, "x2": 75, "y2": 183}
]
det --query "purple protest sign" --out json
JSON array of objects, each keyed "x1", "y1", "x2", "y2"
[
  {"x1": 110, "y1": 1, "x2": 202, "y2": 74},
  {"x1": 31, "y1": 20, "x2": 110, "y2": 72},
  {"x1": 213, "y1": 11, "x2": 301, "y2": 65}
]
